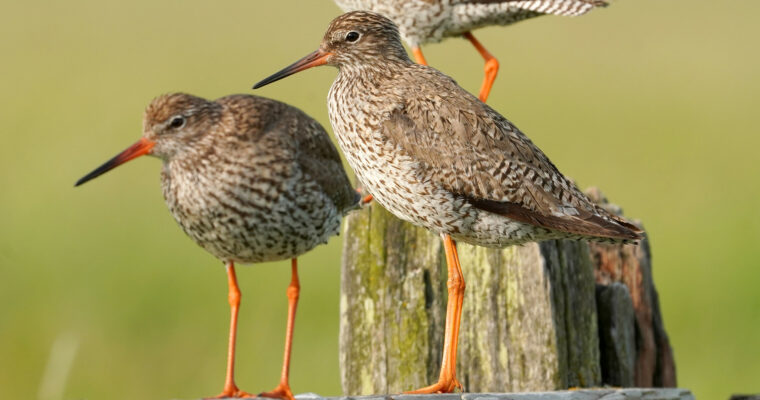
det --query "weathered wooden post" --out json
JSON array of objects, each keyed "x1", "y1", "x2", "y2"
[{"x1": 339, "y1": 188, "x2": 676, "y2": 395}]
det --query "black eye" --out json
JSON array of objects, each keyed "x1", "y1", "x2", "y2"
[
  {"x1": 169, "y1": 116, "x2": 185, "y2": 129},
  {"x1": 345, "y1": 31, "x2": 360, "y2": 42}
]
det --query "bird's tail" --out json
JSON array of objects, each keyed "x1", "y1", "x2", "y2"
[{"x1": 507, "y1": 0, "x2": 608, "y2": 17}]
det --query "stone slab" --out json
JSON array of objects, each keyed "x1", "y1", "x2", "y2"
[{"x1": 270, "y1": 389, "x2": 695, "y2": 400}]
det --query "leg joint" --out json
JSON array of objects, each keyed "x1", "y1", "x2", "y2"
[
  {"x1": 447, "y1": 274, "x2": 465, "y2": 291},
  {"x1": 228, "y1": 287, "x2": 241, "y2": 307},
  {"x1": 286, "y1": 284, "x2": 300, "y2": 301},
  {"x1": 484, "y1": 57, "x2": 499, "y2": 74}
]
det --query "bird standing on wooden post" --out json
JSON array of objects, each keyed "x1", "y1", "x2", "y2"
[
  {"x1": 333, "y1": 0, "x2": 606, "y2": 102},
  {"x1": 75, "y1": 93, "x2": 359, "y2": 399},
  {"x1": 254, "y1": 11, "x2": 641, "y2": 394}
]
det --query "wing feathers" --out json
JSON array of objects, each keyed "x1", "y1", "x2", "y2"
[
  {"x1": 463, "y1": 0, "x2": 607, "y2": 17},
  {"x1": 380, "y1": 65, "x2": 641, "y2": 243},
  {"x1": 467, "y1": 196, "x2": 642, "y2": 241}
]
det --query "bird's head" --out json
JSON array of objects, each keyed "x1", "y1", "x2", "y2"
[
  {"x1": 75, "y1": 93, "x2": 221, "y2": 187},
  {"x1": 254, "y1": 11, "x2": 409, "y2": 89}
]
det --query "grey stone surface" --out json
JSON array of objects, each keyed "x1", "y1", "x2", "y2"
[{"x1": 284, "y1": 389, "x2": 695, "y2": 400}]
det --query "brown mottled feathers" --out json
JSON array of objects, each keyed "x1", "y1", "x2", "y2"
[
  {"x1": 380, "y1": 65, "x2": 641, "y2": 241},
  {"x1": 145, "y1": 93, "x2": 224, "y2": 133},
  {"x1": 467, "y1": 197, "x2": 641, "y2": 239},
  {"x1": 216, "y1": 95, "x2": 358, "y2": 213}
]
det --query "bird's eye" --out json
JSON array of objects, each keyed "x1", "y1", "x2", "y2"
[
  {"x1": 345, "y1": 31, "x2": 360, "y2": 42},
  {"x1": 169, "y1": 116, "x2": 185, "y2": 129}
]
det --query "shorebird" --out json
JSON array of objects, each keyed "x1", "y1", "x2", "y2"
[
  {"x1": 75, "y1": 93, "x2": 359, "y2": 399},
  {"x1": 332, "y1": 0, "x2": 606, "y2": 102},
  {"x1": 254, "y1": 11, "x2": 640, "y2": 393}
]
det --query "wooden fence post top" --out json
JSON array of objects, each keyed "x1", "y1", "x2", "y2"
[{"x1": 339, "y1": 187, "x2": 677, "y2": 395}]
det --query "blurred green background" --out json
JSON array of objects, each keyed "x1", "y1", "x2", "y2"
[{"x1": 1, "y1": 0, "x2": 758, "y2": 399}]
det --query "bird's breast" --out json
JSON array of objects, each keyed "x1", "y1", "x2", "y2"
[
  {"x1": 160, "y1": 158, "x2": 342, "y2": 264},
  {"x1": 328, "y1": 80, "x2": 478, "y2": 236}
]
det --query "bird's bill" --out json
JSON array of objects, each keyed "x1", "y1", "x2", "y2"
[
  {"x1": 253, "y1": 50, "x2": 331, "y2": 89},
  {"x1": 75, "y1": 137, "x2": 155, "y2": 187}
]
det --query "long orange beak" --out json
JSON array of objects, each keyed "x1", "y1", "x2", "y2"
[
  {"x1": 75, "y1": 137, "x2": 155, "y2": 187},
  {"x1": 253, "y1": 50, "x2": 331, "y2": 89}
]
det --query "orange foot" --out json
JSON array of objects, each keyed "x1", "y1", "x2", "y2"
[
  {"x1": 355, "y1": 187, "x2": 373, "y2": 206},
  {"x1": 405, "y1": 377, "x2": 463, "y2": 394},
  {"x1": 360, "y1": 194, "x2": 373, "y2": 206},
  {"x1": 259, "y1": 384, "x2": 295, "y2": 400},
  {"x1": 207, "y1": 384, "x2": 253, "y2": 399}
]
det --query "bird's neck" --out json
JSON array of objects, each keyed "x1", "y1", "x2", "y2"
[
  {"x1": 337, "y1": 57, "x2": 409, "y2": 82},
  {"x1": 161, "y1": 134, "x2": 218, "y2": 168}
]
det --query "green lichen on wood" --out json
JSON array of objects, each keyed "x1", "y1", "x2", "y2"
[
  {"x1": 340, "y1": 203, "x2": 602, "y2": 395},
  {"x1": 383, "y1": 212, "x2": 439, "y2": 393},
  {"x1": 457, "y1": 243, "x2": 564, "y2": 392},
  {"x1": 340, "y1": 205, "x2": 446, "y2": 394}
]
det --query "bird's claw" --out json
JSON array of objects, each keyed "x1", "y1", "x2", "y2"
[
  {"x1": 405, "y1": 376, "x2": 463, "y2": 394},
  {"x1": 206, "y1": 386, "x2": 254, "y2": 399},
  {"x1": 258, "y1": 383, "x2": 295, "y2": 400}
]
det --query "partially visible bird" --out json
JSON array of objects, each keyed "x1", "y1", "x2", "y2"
[
  {"x1": 333, "y1": 0, "x2": 607, "y2": 102},
  {"x1": 75, "y1": 93, "x2": 359, "y2": 399},
  {"x1": 254, "y1": 11, "x2": 640, "y2": 394}
]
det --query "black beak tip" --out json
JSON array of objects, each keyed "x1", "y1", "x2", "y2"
[
  {"x1": 253, "y1": 79, "x2": 270, "y2": 90},
  {"x1": 74, "y1": 167, "x2": 106, "y2": 188},
  {"x1": 74, "y1": 175, "x2": 90, "y2": 187}
]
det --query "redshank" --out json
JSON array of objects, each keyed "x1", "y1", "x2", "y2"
[
  {"x1": 333, "y1": 0, "x2": 606, "y2": 102},
  {"x1": 254, "y1": 11, "x2": 641, "y2": 393},
  {"x1": 75, "y1": 93, "x2": 359, "y2": 399}
]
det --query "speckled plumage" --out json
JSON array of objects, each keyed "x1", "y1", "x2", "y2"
[
  {"x1": 333, "y1": 0, "x2": 607, "y2": 47},
  {"x1": 252, "y1": 12, "x2": 640, "y2": 394},
  {"x1": 270, "y1": 12, "x2": 640, "y2": 247},
  {"x1": 76, "y1": 92, "x2": 359, "y2": 398},
  {"x1": 147, "y1": 93, "x2": 359, "y2": 263}
]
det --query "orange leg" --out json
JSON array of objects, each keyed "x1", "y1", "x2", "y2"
[
  {"x1": 463, "y1": 31, "x2": 499, "y2": 103},
  {"x1": 412, "y1": 46, "x2": 428, "y2": 66},
  {"x1": 209, "y1": 262, "x2": 252, "y2": 399},
  {"x1": 406, "y1": 234, "x2": 466, "y2": 393},
  {"x1": 259, "y1": 258, "x2": 300, "y2": 400},
  {"x1": 447, "y1": 239, "x2": 465, "y2": 391}
]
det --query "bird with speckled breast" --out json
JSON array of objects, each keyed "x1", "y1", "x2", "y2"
[
  {"x1": 75, "y1": 93, "x2": 359, "y2": 399},
  {"x1": 254, "y1": 11, "x2": 640, "y2": 393},
  {"x1": 333, "y1": 0, "x2": 606, "y2": 102}
]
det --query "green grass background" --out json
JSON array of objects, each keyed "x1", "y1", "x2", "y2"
[{"x1": 1, "y1": 0, "x2": 758, "y2": 399}]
